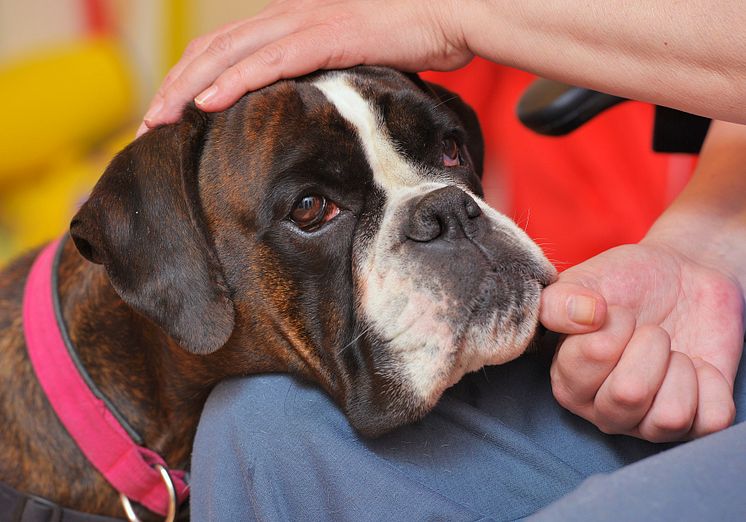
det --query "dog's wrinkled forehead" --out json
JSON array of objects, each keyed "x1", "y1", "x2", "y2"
[
  {"x1": 306, "y1": 69, "x2": 471, "y2": 192},
  {"x1": 202, "y1": 68, "x2": 470, "y2": 224},
  {"x1": 313, "y1": 74, "x2": 422, "y2": 189}
]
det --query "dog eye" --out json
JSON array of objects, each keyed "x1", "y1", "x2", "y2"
[
  {"x1": 442, "y1": 137, "x2": 462, "y2": 167},
  {"x1": 290, "y1": 195, "x2": 340, "y2": 230}
]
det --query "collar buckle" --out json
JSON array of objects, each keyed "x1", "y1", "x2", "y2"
[{"x1": 119, "y1": 464, "x2": 177, "y2": 522}]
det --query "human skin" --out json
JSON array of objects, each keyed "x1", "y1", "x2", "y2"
[
  {"x1": 541, "y1": 120, "x2": 745, "y2": 441},
  {"x1": 139, "y1": 0, "x2": 746, "y2": 132},
  {"x1": 138, "y1": 0, "x2": 746, "y2": 441}
]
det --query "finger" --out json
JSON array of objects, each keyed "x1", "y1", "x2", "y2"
[
  {"x1": 550, "y1": 306, "x2": 635, "y2": 411},
  {"x1": 159, "y1": 19, "x2": 248, "y2": 92},
  {"x1": 690, "y1": 358, "x2": 736, "y2": 438},
  {"x1": 636, "y1": 351, "x2": 698, "y2": 442},
  {"x1": 139, "y1": 20, "x2": 251, "y2": 131},
  {"x1": 151, "y1": 15, "x2": 310, "y2": 125},
  {"x1": 592, "y1": 325, "x2": 671, "y2": 433},
  {"x1": 193, "y1": 24, "x2": 358, "y2": 112},
  {"x1": 540, "y1": 281, "x2": 607, "y2": 335}
]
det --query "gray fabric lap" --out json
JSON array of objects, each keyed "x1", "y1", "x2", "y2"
[{"x1": 192, "y1": 346, "x2": 746, "y2": 520}]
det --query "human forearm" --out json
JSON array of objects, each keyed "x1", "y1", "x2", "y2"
[
  {"x1": 645, "y1": 120, "x2": 746, "y2": 293},
  {"x1": 463, "y1": 0, "x2": 746, "y2": 123},
  {"x1": 142, "y1": 0, "x2": 746, "y2": 129}
]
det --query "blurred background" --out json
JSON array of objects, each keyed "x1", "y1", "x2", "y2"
[
  {"x1": 0, "y1": 0, "x2": 697, "y2": 269},
  {"x1": 0, "y1": 0, "x2": 266, "y2": 264}
]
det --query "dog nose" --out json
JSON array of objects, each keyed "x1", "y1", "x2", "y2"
[{"x1": 404, "y1": 186, "x2": 482, "y2": 242}]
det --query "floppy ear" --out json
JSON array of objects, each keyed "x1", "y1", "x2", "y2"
[
  {"x1": 406, "y1": 74, "x2": 485, "y2": 178},
  {"x1": 69, "y1": 106, "x2": 235, "y2": 354}
]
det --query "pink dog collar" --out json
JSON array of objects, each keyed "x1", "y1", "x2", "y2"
[{"x1": 23, "y1": 238, "x2": 189, "y2": 517}]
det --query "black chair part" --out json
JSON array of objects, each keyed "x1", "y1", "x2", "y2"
[{"x1": 516, "y1": 78, "x2": 710, "y2": 153}]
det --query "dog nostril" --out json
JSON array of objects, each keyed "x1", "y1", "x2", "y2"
[
  {"x1": 405, "y1": 186, "x2": 482, "y2": 242},
  {"x1": 465, "y1": 199, "x2": 481, "y2": 219}
]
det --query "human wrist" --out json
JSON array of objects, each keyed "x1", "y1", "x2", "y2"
[
  {"x1": 643, "y1": 206, "x2": 746, "y2": 296},
  {"x1": 423, "y1": 0, "x2": 475, "y2": 65},
  {"x1": 645, "y1": 121, "x2": 746, "y2": 295}
]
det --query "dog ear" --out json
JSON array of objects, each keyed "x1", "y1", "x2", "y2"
[
  {"x1": 69, "y1": 106, "x2": 235, "y2": 354},
  {"x1": 406, "y1": 74, "x2": 485, "y2": 178}
]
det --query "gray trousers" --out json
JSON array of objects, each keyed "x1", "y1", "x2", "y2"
[{"x1": 191, "y1": 346, "x2": 746, "y2": 521}]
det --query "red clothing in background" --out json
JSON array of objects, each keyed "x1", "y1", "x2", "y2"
[{"x1": 422, "y1": 59, "x2": 695, "y2": 270}]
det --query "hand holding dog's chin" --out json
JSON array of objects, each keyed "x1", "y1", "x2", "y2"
[
  {"x1": 540, "y1": 240, "x2": 743, "y2": 443},
  {"x1": 138, "y1": 0, "x2": 472, "y2": 135}
]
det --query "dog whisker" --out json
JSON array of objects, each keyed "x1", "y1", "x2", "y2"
[
  {"x1": 515, "y1": 208, "x2": 532, "y2": 231},
  {"x1": 434, "y1": 95, "x2": 459, "y2": 108}
]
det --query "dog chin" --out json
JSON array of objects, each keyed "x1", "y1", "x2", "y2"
[
  {"x1": 350, "y1": 287, "x2": 543, "y2": 438},
  {"x1": 432, "y1": 293, "x2": 543, "y2": 399},
  {"x1": 464, "y1": 275, "x2": 543, "y2": 352},
  {"x1": 347, "y1": 318, "x2": 541, "y2": 439}
]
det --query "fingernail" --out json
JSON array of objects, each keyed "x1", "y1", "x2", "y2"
[
  {"x1": 568, "y1": 295, "x2": 597, "y2": 325},
  {"x1": 143, "y1": 97, "x2": 164, "y2": 125},
  {"x1": 195, "y1": 85, "x2": 218, "y2": 107}
]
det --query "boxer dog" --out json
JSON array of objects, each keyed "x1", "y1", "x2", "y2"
[{"x1": 0, "y1": 66, "x2": 555, "y2": 519}]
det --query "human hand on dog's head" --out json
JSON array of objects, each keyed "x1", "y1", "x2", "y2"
[
  {"x1": 138, "y1": 0, "x2": 472, "y2": 136},
  {"x1": 137, "y1": 0, "x2": 746, "y2": 138}
]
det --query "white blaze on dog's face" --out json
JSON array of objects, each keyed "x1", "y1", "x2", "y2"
[{"x1": 313, "y1": 73, "x2": 556, "y2": 426}]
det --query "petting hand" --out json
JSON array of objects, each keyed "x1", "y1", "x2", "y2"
[
  {"x1": 138, "y1": 0, "x2": 471, "y2": 135},
  {"x1": 540, "y1": 241, "x2": 744, "y2": 442}
]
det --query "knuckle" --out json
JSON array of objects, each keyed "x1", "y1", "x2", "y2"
[
  {"x1": 150, "y1": 89, "x2": 166, "y2": 107},
  {"x1": 207, "y1": 32, "x2": 234, "y2": 56},
  {"x1": 550, "y1": 376, "x2": 580, "y2": 411},
  {"x1": 160, "y1": 69, "x2": 178, "y2": 88},
  {"x1": 222, "y1": 63, "x2": 251, "y2": 90},
  {"x1": 550, "y1": 376, "x2": 571, "y2": 408},
  {"x1": 184, "y1": 36, "x2": 208, "y2": 56},
  {"x1": 605, "y1": 378, "x2": 650, "y2": 410},
  {"x1": 649, "y1": 407, "x2": 693, "y2": 435},
  {"x1": 255, "y1": 42, "x2": 286, "y2": 67},
  {"x1": 576, "y1": 335, "x2": 619, "y2": 365},
  {"x1": 698, "y1": 402, "x2": 736, "y2": 436},
  {"x1": 158, "y1": 78, "x2": 184, "y2": 104},
  {"x1": 594, "y1": 420, "x2": 621, "y2": 436},
  {"x1": 637, "y1": 324, "x2": 671, "y2": 348},
  {"x1": 153, "y1": 86, "x2": 188, "y2": 120},
  {"x1": 637, "y1": 427, "x2": 672, "y2": 443}
]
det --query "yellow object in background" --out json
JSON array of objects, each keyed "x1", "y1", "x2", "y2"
[
  {"x1": 0, "y1": 153, "x2": 99, "y2": 256},
  {"x1": 0, "y1": 37, "x2": 135, "y2": 264},
  {"x1": 0, "y1": 38, "x2": 134, "y2": 182},
  {"x1": 0, "y1": 127, "x2": 133, "y2": 262}
]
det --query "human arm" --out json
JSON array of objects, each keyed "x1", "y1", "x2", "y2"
[
  {"x1": 140, "y1": 0, "x2": 746, "y2": 133},
  {"x1": 540, "y1": 119, "x2": 746, "y2": 441}
]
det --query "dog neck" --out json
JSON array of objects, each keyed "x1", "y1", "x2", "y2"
[{"x1": 56, "y1": 238, "x2": 215, "y2": 468}]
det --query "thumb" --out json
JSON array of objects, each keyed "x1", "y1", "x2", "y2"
[{"x1": 540, "y1": 281, "x2": 607, "y2": 334}]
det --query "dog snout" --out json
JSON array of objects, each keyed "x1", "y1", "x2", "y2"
[{"x1": 404, "y1": 186, "x2": 482, "y2": 242}]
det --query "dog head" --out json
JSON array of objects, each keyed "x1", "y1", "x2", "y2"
[{"x1": 71, "y1": 66, "x2": 555, "y2": 436}]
